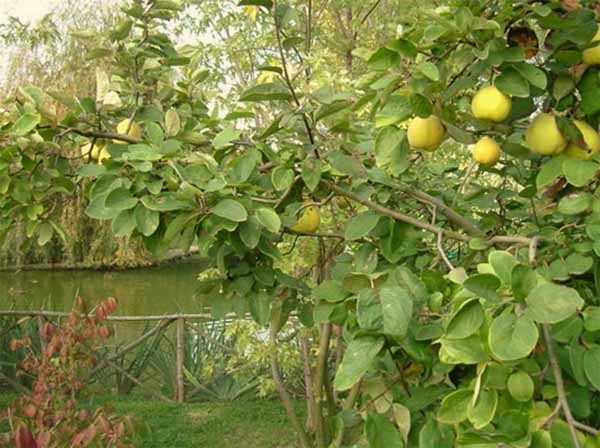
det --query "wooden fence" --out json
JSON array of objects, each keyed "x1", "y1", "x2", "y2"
[{"x1": 0, "y1": 310, "x2": 244, "y2": 404}]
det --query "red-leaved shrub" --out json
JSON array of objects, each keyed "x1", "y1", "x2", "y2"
[{"x1": 1, "y1": 297, "x2": 138, "y2": 447}]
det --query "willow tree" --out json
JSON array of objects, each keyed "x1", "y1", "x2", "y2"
[{"x1": 3, "y1": 0, "x2": 600, "y2": 447}]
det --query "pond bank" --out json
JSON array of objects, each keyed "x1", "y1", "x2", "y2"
[{"x1": 0, "y1": 246, "x2": 201, "y2": 272}]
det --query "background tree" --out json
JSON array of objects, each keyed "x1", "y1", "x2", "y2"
[{"x1": 4, "y1": 0, "x2": 600, "y2": 447}]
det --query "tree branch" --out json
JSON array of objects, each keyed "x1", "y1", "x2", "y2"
[
  {"x1": 272, "y1": 2, "x2": 316, "y2": 147},
  {"x1": 58, "y1": 126, "x2": 141, "y2": 144},
  {"x1": 313, "y1": 324, "x2": 332, "y2": 448},
  {"x1": 542, "y1": 324, "x2": 581, "y2": 448},
  {"x1": 353, "y1": 0, "x2": 382, "y2": 38},
  {"x1": 300, "y1": 333, "x2": 317, "y2": 433},
  {"x1": 394, "y1": 182, "x2": 482, "y2": 235},
  {"x1": 327, "y1": 181, "x2": 538, "y2": 248},
  {"x1": 269, "y1": 325, "x2": 313, "y2": 448}
]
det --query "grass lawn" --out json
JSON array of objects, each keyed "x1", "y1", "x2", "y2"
[{"x1": 0, "y1": 392, "x2": 302, "y2": 447}]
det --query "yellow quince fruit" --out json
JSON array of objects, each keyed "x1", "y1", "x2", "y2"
[
  {"x1": 471, "y1": 85, "x2": 512, "y2": 122},
  {"x1": 406, "y1": 116, "x2": 445, "y2": 151},
  {"x1": 526, "y1": 113, "x2": 567, "y2": 155},
  {"x1": 583, "y1": 25, "x2": 600, "y2": 65},
  {"x1": 289, "y1": 204, "x2": 320, "y2": 233},
  {"x1": 113, "y1": 118, "x2": 142, "y2": 143},
  {"x1": 472, "y1": 136, "x2": 501, "y2": 165},
  {"x1": 565, "y1": 120, "x2": 600, "y2": 160},
  {"x1": 98, "y1": 146, "x2": 110, "y2": 163}
]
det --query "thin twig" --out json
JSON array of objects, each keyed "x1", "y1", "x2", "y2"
[
  {"x1": 437, "y1": 231, "x2": 455, "y2": 270},
  {"x1": 272, "y1": 1, "x2": 316, "y2": 148},
  {"x1": 354, "y1": 0, "x2": 382, "y2": 37},
  {"x1": 542, "y1": 324, "x2": 581, "y2": 448},
  {"x1": 539, "y1": 401, "x2": 561, "y2": 429}
]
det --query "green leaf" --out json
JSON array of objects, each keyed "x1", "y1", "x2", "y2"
[
  {"x1": 526, "y1": 283, "x2": 584, "y2": 323},
  {"x1": 240, "y1": 216, "x2": 261, "y2": 248},
  {"x1": 554, "y1": 74, "x2": 575, "y2": 101},
  {"x1": 374, "y1": 126, "x2": 409, "y2": 176},
  {"x1": 511, "y1": 264, "x2": 538, "y2": 301},
  {"x1": 301, "y1": 157, "x2": 321, "y2": 192},
  {"x1": 418, "y1": 62, "x2": 440, "y2": 81},
  {"x1": 213, "y1": 126, "x2": 241, "y2": 149},
  {"x1": 558, "y1": 193, "x2": 592, "y2": 215},
  {"x1": 112, "y1": 209, "x2": 136, "y2": 237},
  {"x1": 463, "y1": 273, "x2": 500, "y2": 301},
  {"x1": 418, "y1": 417, "x2": 454, "y2": 448},
  {"x1": 11, "y1": 113, "x2": 41, "y2": 135},
  {"x1": 365, "y1": 412, "x2": 404, "y2": 448},
  {"x1": 110, "y1": 19, "x2": 132, "y2": 41},
  {"x1": 531, "y1": 431, "x2": 553, "y2": 448},
  {"x1": 580, "y1": 68, "x2": 600, "y2": 116},
  {"x1": 563, "y1": 159, "x2": 599, "y2": 187},
  {"x1": 249, "y1": 291, "x2": 271, "y2": 327},
  {"x1": 584, "y1": 307, "x2": 600, "y2": 332},
  {"x1": 105, "y1": 187, "x2": 138, "y2": 211},
  {"x1": 438, "y1": 336, "x2": 489, "y2": 364},
  {"x1": 314, "y1": 280, "x2": 349, "y2": 303},
  {"x1": 437, "y1": 389, "x2": 471, "y2": 424},
  {"x1": 584, "y1": 346, "x2": 600, "y2": 391},
  {"x1": 212, "y1": 199, "x2": 248, "y2": 222},
  {"x1": 345, "y1": 212, "x2": 380, "y2": 241},
  {"x1": 375, "y1": 95, "x2": 412, "y2": 128},
  {"x1": 380, "y1": 287, "x2": 413, "y2": 338},
  {"x1": 37, "y1": 222, "x2": 53, "y2": 246},
  {"x1": 328, "y1": 151, "x2": 367, "y2": 178},
  {"x1": 489, "y1": 312, "x2": 539, "y2": 361},
  {"x1": 123, "y1": 144, "x2": 162, "y2": 161},
  {"x1": 85, "y1": 195, "x2": 120, "y2": 220},
  {"x1": 566, "y1": 253, "x2": 593, "y2": 275},
  {"x1": 141, "y1": 194, "x2": 192, "y2": 212},
  {"x1": 271, "y1": 166, "x2": 294, "y2": 191},
  {"x1": 512, "y1": 63, "x2": 547, "y2": 90},
  {"x1": 488, "y1": 251, "x2": 517, "y2": 286},
  {"x1": 164, "y1": 108, "x2": 181, "y2": 137},
  {"x1": 145, "y1": 121, "x2": 164, "y2": 145},
  {"x1": 393, "y1": 267, "x2": 428, "y2": 303},
  {"x1": 495, "y1": 67, "x2": 530, "y2": 98},
  {"x1": 537, "y1": 155, "x2": 566, "y2": 189},
  {"x1": 255, "y1": 207, "x2": 281, "y2": 233},
  {"x1": 410, "y1": 94, "x2": 433, "y2": 118},
  {"x1": 357, "y1": 289, "x2": 383, "y2": 331},
  {"x1": 445, "y1": 299, "x2": 484, "y2": 339},
  {"x1": 239, "y1": 82, "x2": 292, "y2": 102},
  {"x1": 77, "y1": 164, "x2": 106, "y2": 177},
  {"x1": 334, "y1": 336, "x2": 384, "y2": 391},
  {"x1": 134, "y1": 204, "x2": 159, "y2": 237},
  {"x1": 368, "y1": 48, "x2": 401, "y2": 70},
  {"x1": 467, "y1": 388, "x2": 498, "y2": 430},
  {"x1": 387, "y1": 39, "x2": 417, "y2": 59}
]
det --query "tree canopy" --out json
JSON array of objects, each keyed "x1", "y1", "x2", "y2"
[{"x1": 3, "y1": 0, "x2": 600, "y2": 446}]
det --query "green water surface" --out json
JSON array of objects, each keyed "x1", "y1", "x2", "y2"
[{"x1": 0, "y1": 260, "x2": 209, "y2": 315}]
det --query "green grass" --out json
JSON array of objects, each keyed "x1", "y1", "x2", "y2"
[{"x1": 1, "y1": 392, "x2": 302, "y2": 447}]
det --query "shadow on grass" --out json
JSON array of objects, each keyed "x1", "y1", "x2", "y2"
[{"x1": 1, "y1": 392, "x2": 303, "y2": 448}]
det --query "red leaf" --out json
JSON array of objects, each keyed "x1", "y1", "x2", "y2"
[
  {"x1": 36, "y1": 431, "x2": 50, "y2": 448},
  {"x1": 14, "y1": 425, "x2": 37, "y2": 448}
]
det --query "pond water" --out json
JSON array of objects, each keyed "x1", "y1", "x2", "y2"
[{"x1": 0, "y1": 259, "x2": 210, "y2": 315}]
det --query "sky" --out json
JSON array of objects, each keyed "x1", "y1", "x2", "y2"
[{"x1": 0, "y1": 0, "x2": 57, "y2": 24}]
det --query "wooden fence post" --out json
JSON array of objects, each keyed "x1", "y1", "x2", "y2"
[
  {"x1": 37, "y1": 315, "x2": 46, "y2": 351},
  {"x1": 176, "y1": 316, "x2": 185, "y2": 403}
]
